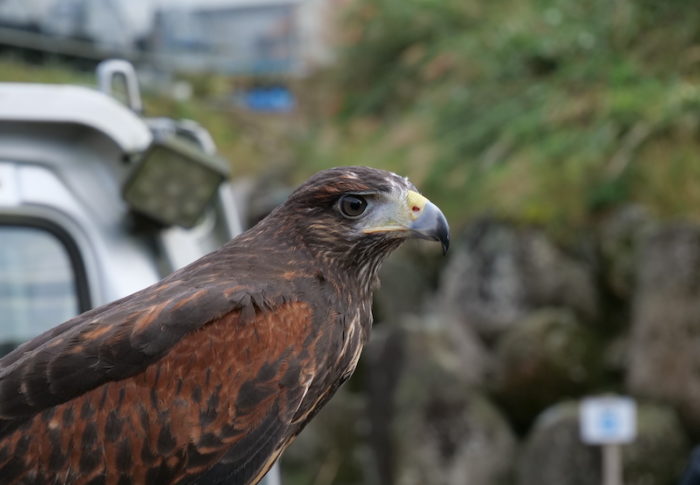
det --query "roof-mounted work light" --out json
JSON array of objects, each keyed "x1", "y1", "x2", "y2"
[{"x1": 122, "y1": 135, "x2": 229, "y2": 229}]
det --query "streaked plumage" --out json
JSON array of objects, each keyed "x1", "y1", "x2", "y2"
[{"x1": 0, "y1": 166, "x2": 449, "y2": 484}]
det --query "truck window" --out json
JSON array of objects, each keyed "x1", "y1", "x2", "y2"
[{"x1": 0, "y1": 224, "x2": 89, "y2": 357}]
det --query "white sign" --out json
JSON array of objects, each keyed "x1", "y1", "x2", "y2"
[
  {"x1": 0, "y1": 162, "x2": 19, "y2": 206},
  {"x1": 580, "y1": 396, "x2": 637, "y2": 445}
]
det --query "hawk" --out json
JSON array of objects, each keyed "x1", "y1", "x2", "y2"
[{"x1": 0, "y1": 166, "x2": 449, "y2": 484}]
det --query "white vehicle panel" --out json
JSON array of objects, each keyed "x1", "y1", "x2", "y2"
[{"x1": 0, "y1": 83, "x2": 152, "y2": 153}]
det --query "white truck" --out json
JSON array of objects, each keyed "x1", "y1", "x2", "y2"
[{"x1": 0, "y1": 60, "x2": 279, "y2": 485}]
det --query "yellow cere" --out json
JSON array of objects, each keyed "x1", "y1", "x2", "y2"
[{"x1": 406, "y1": 190, "x2": 429, "y2": 221}]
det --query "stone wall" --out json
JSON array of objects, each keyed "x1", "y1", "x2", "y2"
[{"x1": 282, "y1": 209, "x2": 695, "y2": 485}]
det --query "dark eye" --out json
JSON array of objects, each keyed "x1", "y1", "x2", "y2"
[{"x1": 338, "y1": 195, "x2": 368, "y2": 218}]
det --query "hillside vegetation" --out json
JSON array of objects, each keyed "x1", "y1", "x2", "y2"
[{"x1": 298, "y1": 0, "x2": 700, "y2": 233}]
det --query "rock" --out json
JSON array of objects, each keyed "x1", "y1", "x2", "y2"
[
  {"x1": 393, "y1": 392, "x2": 515, "y2": 485},
  {"x1": 369, "y1": 312, "x2": 490, "y2": 402},
  {"x1": 625, "y1": 403, "x2": 690, "y2": 485},
  {"x1": 365, "y1": 316, "x2": 513, "y2": 485},
  {"x1": 517, "y1": 401, "x2": 690, "y2": 485},
  {"x1": 374, "y1": 244, "x2": 445, "y2": 324},
  {"x1": 598, "y1": 205, "x2": 654, "y2": 301},
  {"x1": 490, "y1": 309, "x2": 602, "y2": 431},
  {"x1": 516, "y1": 401, "x2": 600, "y2": 485},
  {"x1": 626, "y1": 224, "x2": 700, "y2": 433},
  {"x1": 439, "y1": 219, "x2": 598, "y2": 339}
]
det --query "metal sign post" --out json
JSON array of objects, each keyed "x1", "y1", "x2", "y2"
[
  {"x1": 580, "y1": 396, "x2": 637, "y2": 485},
  {"x1": 602, "y1": 443, "x2": 622, "y2": 485}
]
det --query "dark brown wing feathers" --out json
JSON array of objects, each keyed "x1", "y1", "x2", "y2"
[
  {"x1": 0, "y1": 245, "x2": 296, "y2": 423},
  {"x1": 0, "y1": 240, "x2": 336, "y2": 485},
  {"x1": 0, "y1": 282, "x2": 222, "y2": 421},
  {"x1": 0, "y1": 301, "x2": 321, "y2": 484}
]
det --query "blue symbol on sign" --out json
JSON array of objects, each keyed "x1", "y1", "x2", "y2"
[{"x1": 600, "y1": 408, "x2": 618, "y2": 435}]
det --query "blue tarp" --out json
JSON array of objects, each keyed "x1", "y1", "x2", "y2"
[{"x1": 243, "y1": 86, "x2": 295, "y2": 112}]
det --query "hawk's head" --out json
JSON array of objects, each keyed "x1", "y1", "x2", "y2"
[{"x1": 263, "y1": 166, "x2": 449, "y2": 281}]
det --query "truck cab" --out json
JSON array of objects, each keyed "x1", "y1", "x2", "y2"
[{"x1": 0, "y1": 60, "x2": 279, "y2": 485}]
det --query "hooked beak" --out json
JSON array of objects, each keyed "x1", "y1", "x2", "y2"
[
  {"x1": 362, "y1": 190, "x2": 450, "y2": 254},
  {"x1": 407, "y1": 192, "x2": 450, "y2": 254}
]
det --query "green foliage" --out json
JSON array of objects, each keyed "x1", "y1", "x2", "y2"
[
  {"x1": 302, "y1": 0, "x2": 700, "y2": 232},
  {"x1": 0, "y1": 57, "x2": 93, "y2": 85}
]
